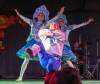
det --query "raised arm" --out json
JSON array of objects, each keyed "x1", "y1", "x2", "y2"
[
  {"x1": 46, "y1": 6, "x2": 65, "y2": 26},
  {"x1": 72, "y1": 18, "x2": 94, "y2": 30},
  {"x1": 14, "y1": 9, "x2": 32, "y2": 25}
]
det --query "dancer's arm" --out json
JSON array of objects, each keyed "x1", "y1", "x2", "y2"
[
  {"x1": 72, "y1": 18, "x2": 94, "y2": 30},
  {"x1": 14, "y1": 9, "x2": 32, "y2": 25},
  {"x1": 46, "y1": 6, "x2": 65, "y2": 26}
]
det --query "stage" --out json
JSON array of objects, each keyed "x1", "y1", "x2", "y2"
[
  {"x1": 0, "y1": 80, "x2": 100, "y2": 84},
  {"x1": 0, "y1": 80, "x2": 43, "y2": 84}
]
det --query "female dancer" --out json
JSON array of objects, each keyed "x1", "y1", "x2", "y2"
[
  {"x1": 15, "y1": 5, "x2": 49, "y2": 81},
  {"x1": 36, "y1": 15, "x2": 93, "y2": 84},
  {"x1": 56, "y1": 15, "x2": 94, "y2": 68},
  {"x1": 36, "y1": 15, "x2": 93, "y2": 70},
  {"x1": 26, "y1": 7, "x2": 65, "y2": 84},
  {"x1": 29, "y1": 22, "x2": 66, "y2": 84}
]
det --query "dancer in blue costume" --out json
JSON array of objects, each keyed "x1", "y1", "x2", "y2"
[
  {"x1": 29, "y1": 19, "x2": 66, "y2": 84},
  {"x1": 15, "y1": 5, "x2": 49, "y2": 81},
  {"x1": 55, "y1": 15, "x2": 94, "y2": 68},
  {"x1": 27, "y1": 6, "x2": 65, "y2": 72}
]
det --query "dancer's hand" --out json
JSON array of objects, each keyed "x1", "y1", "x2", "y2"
[
  {"x1": 14, "y1": 9, "x2": 19, "y2": 15},
  {"x1": 58, "y1": 6, "x2": 65, "y2": 15},
  {"x1": 87, "y1": 18, "x2": 94, "y2": 24}
]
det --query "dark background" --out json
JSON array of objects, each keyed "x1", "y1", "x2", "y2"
[{"x1": 0, "y1": 0, "x2": 100, "y2": 79}]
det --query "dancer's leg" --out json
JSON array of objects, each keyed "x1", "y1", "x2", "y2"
[
  {"x1": 16, "y1": 44, "x2": 40, "y2": 81},
  {"x1": 16, "y1": 55, "x2": 30, "y2": 81},
  {"x1": 66, "y1": 60, "x2": 74, "y2": 68}
]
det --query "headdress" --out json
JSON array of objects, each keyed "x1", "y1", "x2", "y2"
[
  {"x1": 57, "y1": 14, "x2": 68, "y2": 25},
  {"x1": 33, "y1": 5, "x2": 49, "y2": 22}
]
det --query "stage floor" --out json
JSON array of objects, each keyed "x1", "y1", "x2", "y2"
[
  {"x1": 0, "y1": 80, "x2": 43, "y2": 84},
  {"x1": 0, "y1": 80, "x2": 100, "y2": 84}
]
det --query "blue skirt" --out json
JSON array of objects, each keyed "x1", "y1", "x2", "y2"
[
  {"x1": 16, "y1": 39, "x2": 39, "y2": 61},
  {"x1": 62, "y1": 44, "x2": 77, "y2": 62}
]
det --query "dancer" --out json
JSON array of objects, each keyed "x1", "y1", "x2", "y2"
[
  {"x1": 55, "y1": 15, "x2": 94, "y2": 68},
  {"x1": 37, "y1": 15, "x2": 93, "y2": 84},
  {"x1": 15, "y1": 5, "x2": 49, "y2": 81},
  {"x1": 30, "y1": 22, "x2": 65, "y2": 84},
  {"x1": 28, "y1": 6, "x2": 65, "y2": 72}
]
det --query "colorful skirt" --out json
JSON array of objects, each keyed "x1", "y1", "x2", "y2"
[
  {"x1": 16, "y1": 39, "x2": 39, "y2": 61},
  {"x1": 62, "y1": 44, "x2": 77, "y2": 62}
]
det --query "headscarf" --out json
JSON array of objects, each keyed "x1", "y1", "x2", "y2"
[
  {"x1": 57, "y1": 14, "x2": 68, "y2": 25},
  {"x1": 33, "y1": 5, "x2": 49, "y2": 22}
]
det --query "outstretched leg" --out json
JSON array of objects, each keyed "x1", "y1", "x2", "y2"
[
  {"x1": 16, "y1": 55, "x2": 30, "y2": 82},
  {"x1": 66, "y1": 60, "x2": 74, "y2": 68}
]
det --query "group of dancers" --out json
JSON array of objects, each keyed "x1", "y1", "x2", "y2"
[{"x1": 14, "y1": 5, "x2": 93, "y2": 83}]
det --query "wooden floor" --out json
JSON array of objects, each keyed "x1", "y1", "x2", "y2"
[{"x1": 0, "y1": 80, "x2": 100, "y2": 84}]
